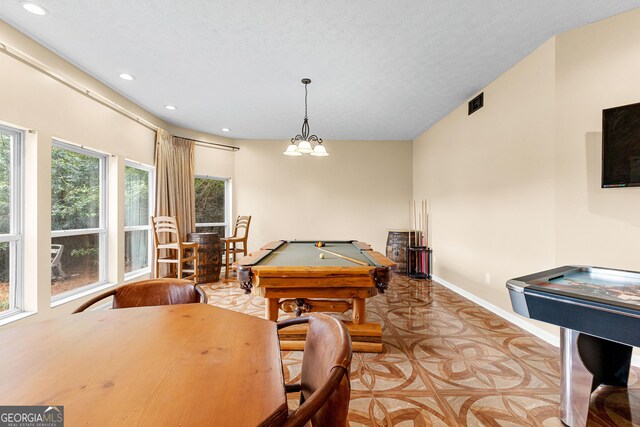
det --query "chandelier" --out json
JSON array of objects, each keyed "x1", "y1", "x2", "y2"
[{"x1": 283, "y1": 78, "x2": 329, "y2": 157}]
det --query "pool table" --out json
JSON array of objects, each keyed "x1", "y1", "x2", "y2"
[
  {"x1": 235, "y1": 240, "x2": 396, "y2": 352},
  {"x1": 507, "y1": 266, "x2": 640, "y2": 426}
]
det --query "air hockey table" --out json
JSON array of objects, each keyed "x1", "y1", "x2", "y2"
[{"x1": 507, "y1": 265, "x2": 640, "y2": 426}]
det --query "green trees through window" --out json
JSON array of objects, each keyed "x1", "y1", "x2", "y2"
[
  {"x1": 0, "y1": 134, "x2": 10, "y2": 235},
  {"x1": 195, "y1": 177, "x2": 227, "y2": 236},
  {"x1": 51, "y1": 143, "x2": 106, "y2": 297},
  {"x1": 0, "y1": 133, "x2": 12, "y2": 311},
  {"x1": 125, "y1": 164, "x2": 151, "y2": 275},
  {"x1": 0, "y1": 128, "x2": 21, "y2": 314},
  {"x1": 51, "y1": 147, "x2": 100, "y2": 230}
]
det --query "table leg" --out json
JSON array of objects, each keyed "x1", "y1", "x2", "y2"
[
  {"x1": 265, "y1": 298, "x2": 280, "y2": 321},
  {"x1": 352, "y1": 298, "x2": 366, "y2": 324},
  {"x1": 560, "y1": 328, "x2": 632, "y2": 426}
]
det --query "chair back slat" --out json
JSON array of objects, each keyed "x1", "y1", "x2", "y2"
[
  {"x1": 280, "y1": 314, "x2": 352, "y2": 427},
  {"x1": 150, "y1": 215, "x2": 198, "y2": 281},
  {"x1": 152, "y1": 216, "x2": 182, "y2": 245},
  {"x1": 301, "y1": 315, "x2": 351, "y2": 426},
  {"x1": 222, "y1": 215, "x2": 252, "y2": 279},
  {"x1": 231, "y1": 215, "x2": 251, "y2": 238}
]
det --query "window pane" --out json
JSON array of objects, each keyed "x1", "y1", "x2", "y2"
[
  {"x1": 125, "y1": 230, "x2": 149, "y2": 273},
  {"x1": 51, "y1": 234, "x2": 100, "y2": 297},
  {"x1": 0, "y1": 127, "x2": 20, "y2": 314},
  {"x1": 0, "y1": 133, "x2": 11, "y2": 235},
  {"x1": 125, "y1": 166, "x2": 149, "y2": 227},
  {"x1": 51, "y1": 147, "x2": 100, "y2": 231},
  {"x1": 195, "y1": 225, "x2": 226, "y2": 236},
  {"x1": 0, "y1": 242, "x2": 11, "y2": 313},
  {"x1": 195, "y1": 178, "x2": 225, "y2": 224}
]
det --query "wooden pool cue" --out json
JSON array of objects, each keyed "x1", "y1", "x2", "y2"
[
  {"x1": 317, "y1": 248, "x2": 369, "y2": 266},
  {"x1": 413, "y1": 200, "x2": 418, "y2": 246},
  {"x1": 410, "y1": 200, "x2": 414, "y2": 247},
  {"x1": 425, "y1": 198, "x2": 430, "y2": 248}
]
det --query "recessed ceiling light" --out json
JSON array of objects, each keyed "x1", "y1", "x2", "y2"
[
  {"x1": 119, "y1": 73, "x2": 135, "y2": 81},
  {"x1": 21, "y1": 2, "x2": 48, "y2": 15},
  {"x1": 165, "y1": 105, "x2": 177, "y2": 110},
  {"x1": 221, "y1": 128, "x2": 230, "y2": 132}
]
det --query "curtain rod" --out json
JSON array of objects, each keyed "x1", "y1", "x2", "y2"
[
  {"x1": 0, "y1": 42, "x2": 159, "y2": 132},
  {"x1": 1, "y1": 41, "x2": 242, "y2": 153},
  {"x1": 177, "y1": 136, "x2": 240, "y2": 152}
]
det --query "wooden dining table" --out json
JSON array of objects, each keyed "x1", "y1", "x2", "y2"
[{"x1": 0, "y1": 304, "x2": 288, "y2": 426}]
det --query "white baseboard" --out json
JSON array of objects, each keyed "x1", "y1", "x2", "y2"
[{"x1": 432, "y1": 274, "x2": 640, "y2": 367}]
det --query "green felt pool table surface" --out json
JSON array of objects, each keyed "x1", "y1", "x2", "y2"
[{"x1": 259, "y1": 240, "x2": 377, "y2": 267}]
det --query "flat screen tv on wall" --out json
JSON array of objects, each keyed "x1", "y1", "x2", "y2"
[{"x1": 602, "y1": 101, "x2": 640, "y2": 188}]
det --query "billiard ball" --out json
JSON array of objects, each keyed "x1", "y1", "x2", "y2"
[
  {"x1": 319, "y1": 253, "x2": 325, "y2": 259},
  {"x1": 316, "y1": 242, "x2": 325, "y2": 247}
]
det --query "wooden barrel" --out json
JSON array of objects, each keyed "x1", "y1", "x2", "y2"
[
  {"x1": 385, "y1": 231, "x2": 417, "y2": 276},
  {"x1": 187, "y1": 232, "x2": 222, "y2": 284}
]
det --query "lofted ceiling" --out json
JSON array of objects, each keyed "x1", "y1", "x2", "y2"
[{"x1": 1, "y1": 1, "x2": 639, "y2": 140}]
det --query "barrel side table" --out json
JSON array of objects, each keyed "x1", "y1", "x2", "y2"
[{"x1": 187, "y1": 232, "x2": 222, "y2": 284}]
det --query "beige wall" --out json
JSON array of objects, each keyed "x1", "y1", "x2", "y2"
[
  {"x1": 234, "y1": 139, "x2": 412, "y2": 253},
  {"x1": 554, "y1": 9, "x2": 640, "y2": 268},
  {"x1": 0, "y1": 21, "x2": 236, "y2": 327},
  {"x1": 413, "y1": 8, "x2": 640, "y2": 338},
  {"x1": 171, "y1": 125, "x2": 236, "y2": 180},
  {"x1": 413, "y1": 39, "x2": 557, "y2": 333}
]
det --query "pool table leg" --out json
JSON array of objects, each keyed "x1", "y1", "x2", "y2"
[
  {"x1": 352, "y1": 298, "x2": 366, "y2": 324},
  {"x1": 266, "y1": 298, "x2": 280, "y2": 321}
]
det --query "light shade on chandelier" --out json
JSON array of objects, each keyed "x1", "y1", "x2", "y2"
[{"x1": 284, "y1": 78, "x2": 329, "y2": 157}]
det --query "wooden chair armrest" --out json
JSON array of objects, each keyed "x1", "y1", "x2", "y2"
[
  {"x1": 72, "y1": 289, "x2": 117, "y2": 313},
  {"x1": 195, "y1": 284, "x2": 208, "y2": 304},
  {"x1": 283, "y1": 367, "x2": 348, "y2": 427}
]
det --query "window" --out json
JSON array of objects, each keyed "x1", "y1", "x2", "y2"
[
  {"x1": 0, "y1": 126, "x2": 23, "y2": 317},
  {"x1": 195, "y1": 176, "x2": 230, "y2": 237},
  {"x1": 125, "y1": 162, "x2": 153, "y2": 278},
  {"x1": 51, "y1": 141, "x2": 107, "y2": 300}
]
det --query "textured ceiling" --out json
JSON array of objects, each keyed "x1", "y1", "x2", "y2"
[{"x1": 1, "y1": 1, "x2": 639, "y2": 140}]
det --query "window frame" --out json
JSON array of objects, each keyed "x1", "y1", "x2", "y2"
[
  {"x1": 124, "y1": 160, "x2": 154, "y2": 280},
  {"x1": 194, "y1": 175, "x2": 231, "y2": 237},
  {"x1": 0, "y1": 125, "x2": 24, "y2": 320},
  {"x1": 50, "y1": 140, "x2": 108, "y2": 302}
]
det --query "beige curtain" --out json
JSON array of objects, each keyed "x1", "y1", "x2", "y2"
[{"x1": 154, "y1": 129, "x2": 196, "y2": 275}]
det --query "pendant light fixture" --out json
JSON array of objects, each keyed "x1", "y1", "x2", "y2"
[{"x1": 284, "y1": 78, "x2": 329, "y2": 157}]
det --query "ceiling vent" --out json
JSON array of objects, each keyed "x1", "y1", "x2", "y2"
[{"x1": 468, "y1": 92, "x2": 484, "y2": 115}]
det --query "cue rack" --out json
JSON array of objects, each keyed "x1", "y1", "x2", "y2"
[{"x1": 408, "y1": 199, "x2": 432, "y2": 279}]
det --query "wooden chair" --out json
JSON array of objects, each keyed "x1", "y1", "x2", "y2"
[
  {"x1": 277, "y1": 314, "x2": 352, "y2": 427},
  {"x1": 221, "y1": 215, "x2": 251, "y2": 279},
  {"x1": 51, "y1": 244, "x2": 68, "y2": 280},
  {"x1": 151, "y1": 216, "x2": 199, "y2": 281},
  {"x1": 72, "y1": 278, "x2": 207, "y2": 313}
]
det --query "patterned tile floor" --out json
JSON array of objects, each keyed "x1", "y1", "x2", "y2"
[{"x1": 204, "y1": 275, "x2": 640, "y2": 426}]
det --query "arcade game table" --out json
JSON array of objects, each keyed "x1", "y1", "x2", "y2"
[{"x1": 507, "y1": 265, "x2": 640, "y2": 426}]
